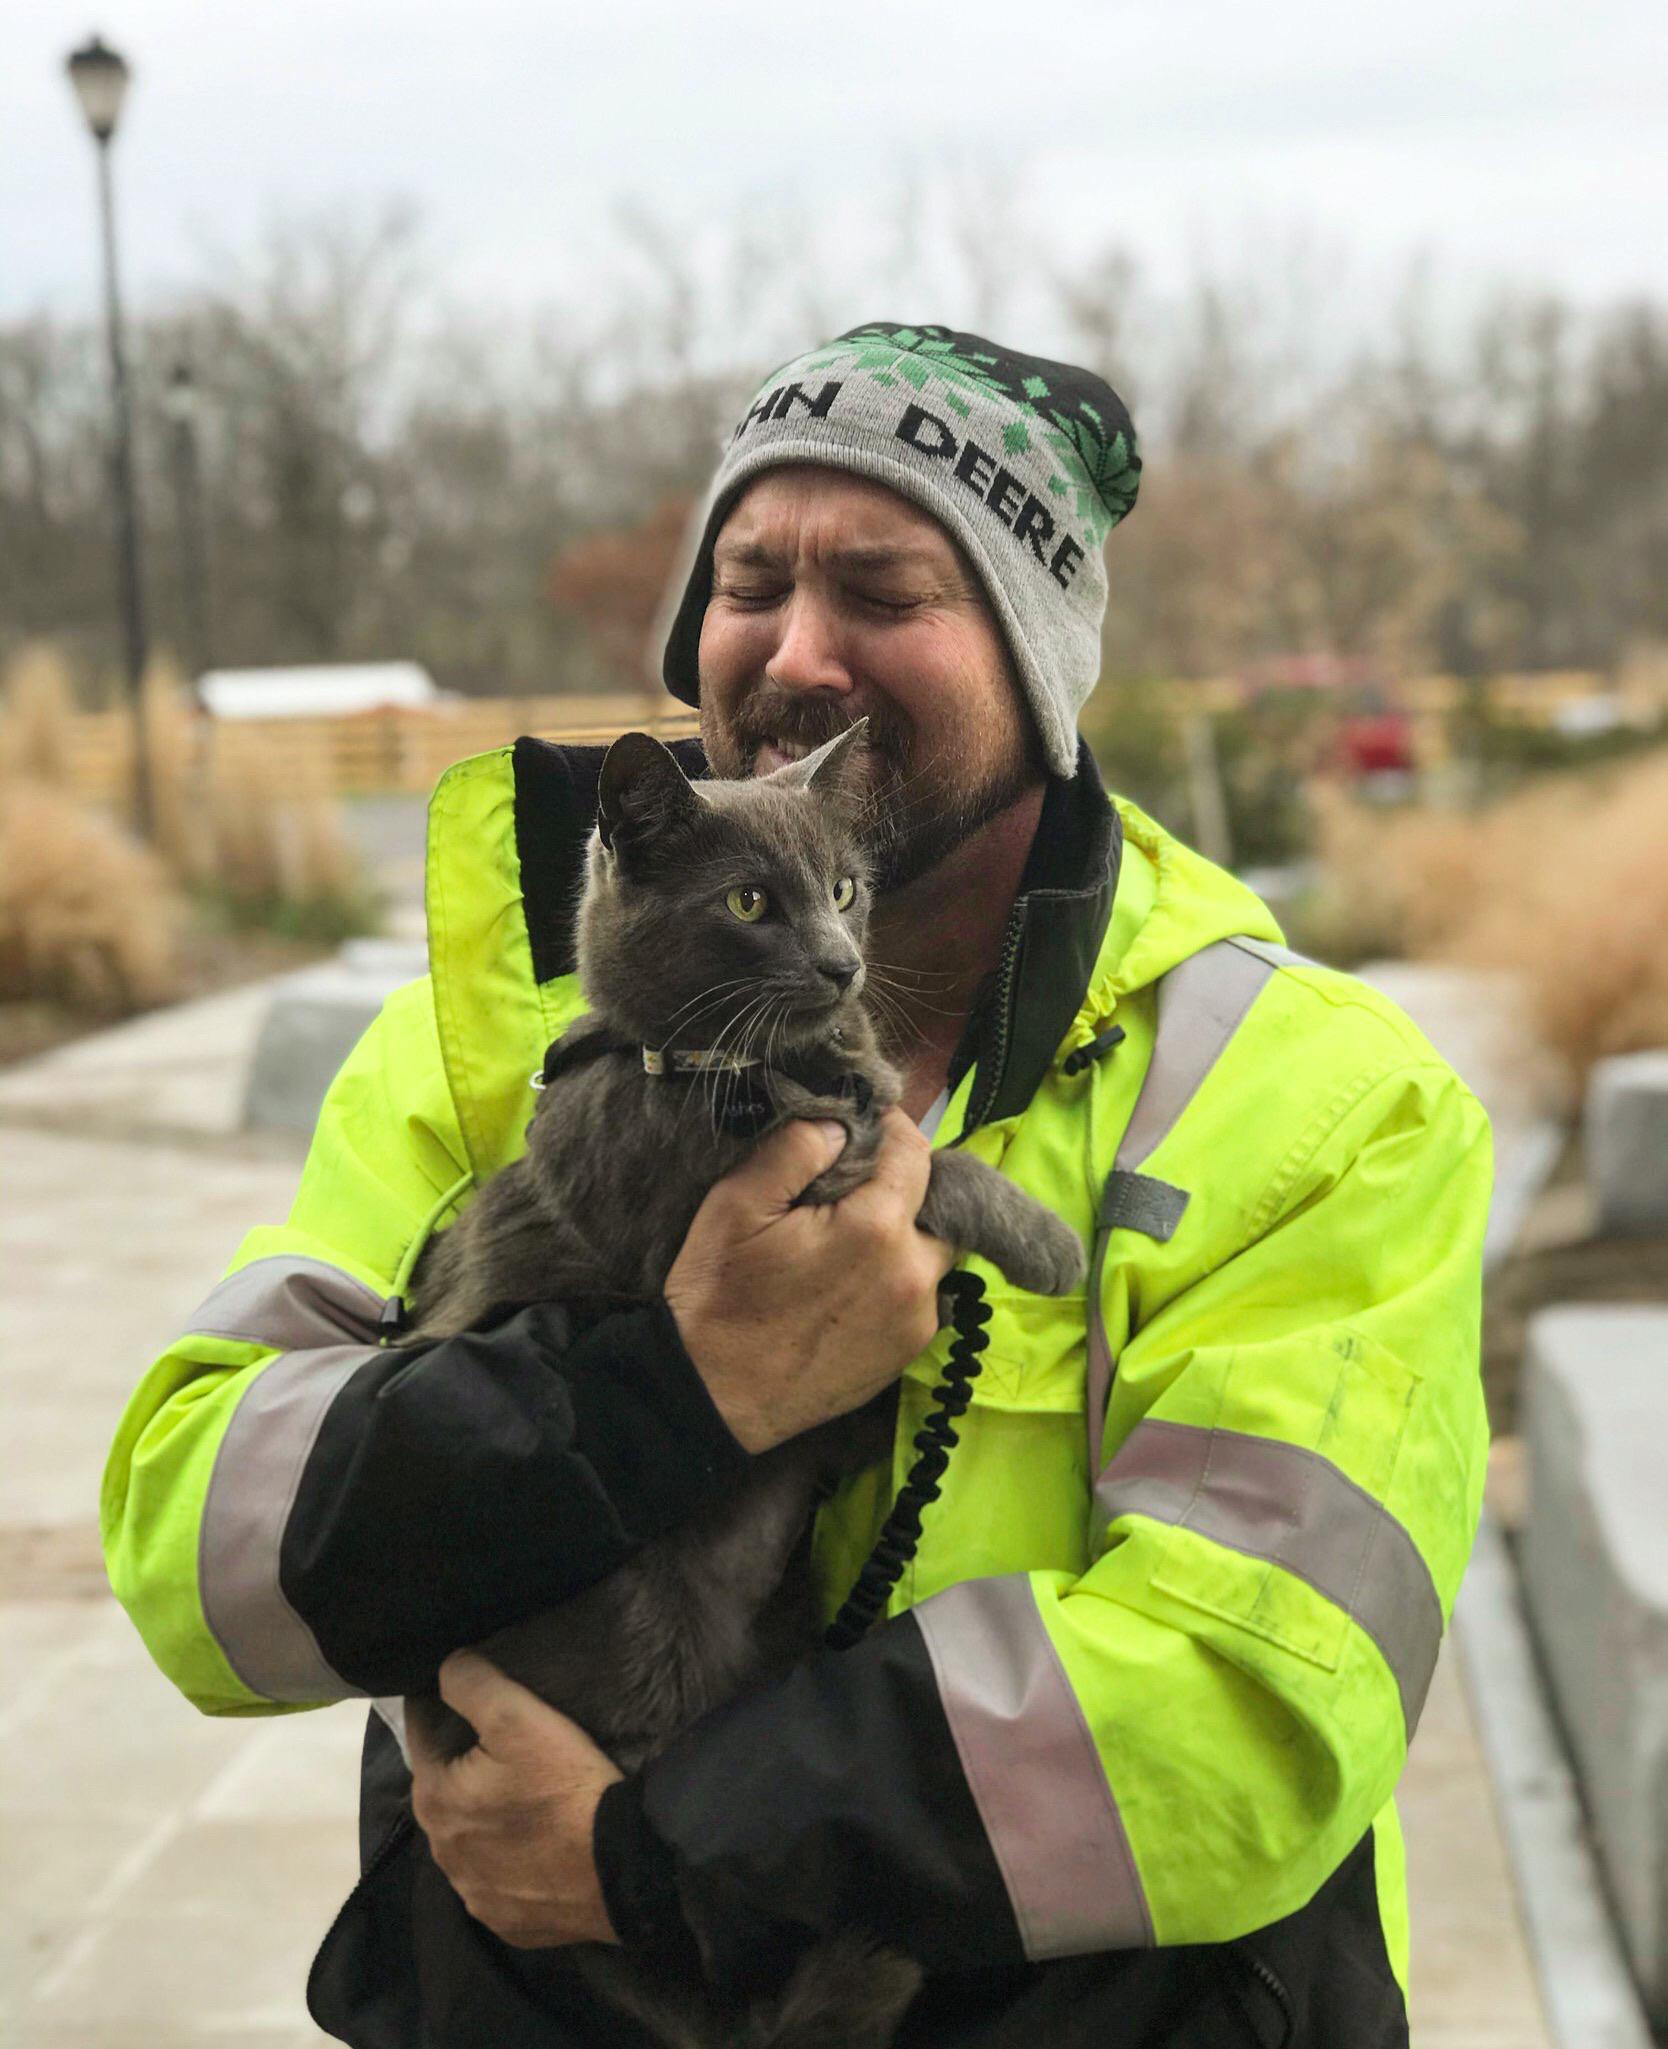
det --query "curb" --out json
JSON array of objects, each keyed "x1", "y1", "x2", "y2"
[
  {"x1": 1452, "y1": 1514, "x2": 1653, "y2": 2049},
  {"x1": 1451, "y1": 1106, "x2": 1654, "y2": 2048}
]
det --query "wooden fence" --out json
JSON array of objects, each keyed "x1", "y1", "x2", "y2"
[
  {"x1": 58, "y1": 693, "x2": 701, "y2": 808},
  {"x1": 43, "y1": 671, "x2": 1648, "y2": 809}
]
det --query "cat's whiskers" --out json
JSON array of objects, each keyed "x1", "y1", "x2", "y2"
[
  {"x1": 718, "y1": 994, "x2": 778, "y2": 1134},
  {"x1": 736, "y1": 993, "x2": 778, "y2": 1096},
  {"x1": 865, "y1": 964, "x2": 963, "y2": 1022},
  {"x1": 651, "y1": 981, "x2": 780, "y2": 1138},
  {"x1": 865, "y1": 956, "x2": 959, "y2": 990},
  {"x1": 653, "y1": 975, "x2": 757, "y2": 1045},
  {"x1": 696, "y1": 987, "x2": 777, "y2": 1136},
  {"x1": 859, "y1": 978, "x2": 918, "y2": 1056},
  {"x1": 762, "y1": 990, "x2": 797, "y2": 1083}
]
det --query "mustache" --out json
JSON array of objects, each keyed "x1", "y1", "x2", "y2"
[{"x1": 730, "y1": 688, "x2": 910, "y2": 768}]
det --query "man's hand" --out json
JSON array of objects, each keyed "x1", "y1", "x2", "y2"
[
  {"x1": 409, "y1": 1651, "x2": 624, "y2": 1950},
  {"x1": 666, "y1": 1110, "x2": 955, "y2": 1453}
]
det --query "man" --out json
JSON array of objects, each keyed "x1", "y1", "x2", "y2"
[{"x1": 103, "y1": 322, "x2": 1491, "y2": 2046}]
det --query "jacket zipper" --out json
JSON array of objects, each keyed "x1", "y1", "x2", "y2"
[
  {"x1": 961, "y1": 897, "x2": 1028, "y2": 1137},
  {"x1": 1233, "y1": 1941, "x2": 1295, "y2": 2046}
]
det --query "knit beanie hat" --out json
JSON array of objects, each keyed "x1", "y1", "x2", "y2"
[{"x1": 660, "y1": 321, "x2": 1140, "y2": 778}]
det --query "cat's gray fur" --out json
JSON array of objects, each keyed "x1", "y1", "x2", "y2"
[{"x1": 403, "y1": 724, "x2": 1085, "y2": 2049}]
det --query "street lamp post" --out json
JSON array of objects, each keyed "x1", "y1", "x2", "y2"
[
  {"x1": 164, "y1": 359, "x2": 213, "y2": 691},
  {"x1": 66, "y1": 33, "x2": 153, "y2": 839}
]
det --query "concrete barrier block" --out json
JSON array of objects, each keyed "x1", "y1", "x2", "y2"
[
  {"x1": 1586, "y1": 1050, "x2": 1668, "y2": 1235},
  {"x1": 242, "y1": 943, "x2": 428, "y2": 1134},
  {"x1": 1520, "y1": 1305, "x2": 1668, "y2": 2021}
]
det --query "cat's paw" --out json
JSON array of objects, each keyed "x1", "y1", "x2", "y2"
[{"x1": 999, "y1": 1212, "x2": 1088, "y2": 1296}]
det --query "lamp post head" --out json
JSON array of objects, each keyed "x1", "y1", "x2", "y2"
[{"x1": 66, "y1": 34, "x2": 131, "y2": 142}]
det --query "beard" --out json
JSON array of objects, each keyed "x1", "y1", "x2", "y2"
[{"x1": 702, "y1": 683, "x2": 1037, "y2": 892}]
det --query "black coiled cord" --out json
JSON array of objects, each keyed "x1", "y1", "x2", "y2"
[{"x1": 823, "y1": 1269, "x2": 992, "y2": 1652}]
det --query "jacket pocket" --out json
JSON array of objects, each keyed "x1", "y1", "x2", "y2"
[
  {"x1": 1146, "y1": 1328, "x2": 1419, "y2": 1673},
  {"x1": 905, "y1": 1283, "x2": 1087, "y2": 1414}
]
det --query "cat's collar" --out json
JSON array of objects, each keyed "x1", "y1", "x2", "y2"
[
  {"x1": 531, "y1": 1024, "x2": 869, "y2": 1139},
  {"x1": 641, "y1": 1047, "x2": 761, "y2": 1078},
  {"x1": 531, "y1": 1027, "x2": 761, "y2": 1092}
]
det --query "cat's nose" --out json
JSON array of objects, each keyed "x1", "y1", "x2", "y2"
[{"x1": 818, "y1": 960, "x2": 859, "y2": 995}]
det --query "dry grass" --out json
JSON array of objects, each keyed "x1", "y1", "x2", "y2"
[
  {"x1": 0, "y1": 645, "x2": 377, "y2": 1021},
  {"x1": 141, "y1": 653, "x2": 214, "y2": 879},
  {"x1": 0, "y1": 641, "x2": 80, "y2": 788},
  {"x1": 1305, "y1": 751, "x2": 1668, "y2": 1089},
  {"x1": 201, "y1": 733, "x2": 372, "y2": 937},
  {"x1": 0, "y1": 645, "x2": 184, "y2": 1014},
  {"x1": 143, "y1": 659, "x2": 374, "y2": 937},
  {"x1": 0, "y1": 781, "x2": 181, "y2": 1012}
]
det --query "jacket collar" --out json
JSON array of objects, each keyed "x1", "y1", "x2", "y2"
[
  {"x1": 513, "y1": 734, "x2": 709, "y2": 985},
  {"x1": 953, "y1": 741, "x2": 1122, "y2": 1130}
]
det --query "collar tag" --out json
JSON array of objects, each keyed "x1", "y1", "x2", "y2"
[{"x1": 644, "y1": 1047, "x2": 762, "y2": 1079}]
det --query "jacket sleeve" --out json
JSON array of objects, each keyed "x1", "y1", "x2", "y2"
[
  {"x1": 598, "y1": 1052, "x2": 1492, "y2": 1978},
  {"x1": 101, "y1": 976, "x2": 748, "y2": 1714}
]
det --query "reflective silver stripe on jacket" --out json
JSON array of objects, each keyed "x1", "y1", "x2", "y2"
[
  {"x1": 1111, "y1": 940, "x2": 1282, "y2": 1169},
  {"x1": 913, "y1": 1574, "x2": 1154, "y2": 1959},
  {"x1": 187, "y1": 1255, "x2": 387, "y2": 1703},
  {"x1": 179, "y1": 1253, "x2": 384, "y2": 1351},
  {"x1": 1085, "y1": 937, "x2": 1288, "y2": 1467},
  {"x1": 1096, "y1": 1419, "x2": 1443, "y2": 1736}
]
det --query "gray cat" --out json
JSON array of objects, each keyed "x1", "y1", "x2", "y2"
[{"x1": 403, "y1": 722, "x2": 1085, "y2": 2049}]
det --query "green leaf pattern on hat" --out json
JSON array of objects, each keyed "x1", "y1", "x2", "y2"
[{"x1": 813, "y1": 323, "x2": 1142, "y2": 547}]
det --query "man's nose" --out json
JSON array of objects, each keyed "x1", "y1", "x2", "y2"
[{"x1": 767, "y1": 591, "x2": 853, "y2": 696}]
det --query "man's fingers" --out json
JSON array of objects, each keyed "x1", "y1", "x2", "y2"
[
  {"x1": 844, "y1": 1108, "x2": 934, "y2": 1218},
  {"x1": 717, "y1": 1116, "x2": 848, "y2": 1213},
  {"x1": 436, "y1": 1652, "x2": 545, "y2": 1758}
]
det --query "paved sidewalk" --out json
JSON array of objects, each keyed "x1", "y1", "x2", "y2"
[
  {"x1": 1, "y1": 1100, "x2": 355, "y2": 2046},
  {"x1": 0, "y1": 965, "x2": 1560, "y2": 2046},
  {"x1": 1404, "y1": 1649, "x2": 1553, "y2": 2048}
]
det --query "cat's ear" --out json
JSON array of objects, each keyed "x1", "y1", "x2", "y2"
[
  {"x1": 773, "y1": 717, "x2": 870, "y2": 810},
  {"x1": 597, "y1": 732, "x2": 701, "y2": 860}
]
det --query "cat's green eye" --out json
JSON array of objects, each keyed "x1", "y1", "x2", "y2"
[
  {"x1": 726, "y1": 886, "x2": 769, "y2": 923},
  {"x1": 832, "y1": 876, "x2": 857, "y2": 911}
]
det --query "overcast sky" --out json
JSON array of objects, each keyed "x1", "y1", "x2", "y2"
[{"x1": 9, "y1": 0, "x2": 1666, "y2": 342}]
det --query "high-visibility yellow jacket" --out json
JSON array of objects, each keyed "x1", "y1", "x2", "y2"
[{"x1": 102, "y1": 739, "x2": 1491, "y2": 2047}]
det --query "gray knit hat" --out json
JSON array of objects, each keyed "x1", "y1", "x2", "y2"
[{"x1": 660, "y1": 322, "x2": 1141, "y2": 778}]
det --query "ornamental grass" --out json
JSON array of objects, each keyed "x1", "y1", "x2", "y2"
[
  {"x1": 1305, "y1": 750, "x2": 1668, "y2": 1091},
  {"x1": 0, "y1": 642, "x2": 377, "y2": 1026}
]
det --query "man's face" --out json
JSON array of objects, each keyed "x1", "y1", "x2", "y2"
[{"x1": 697, "y1": 466, "x2": 1041, "y2": 891}]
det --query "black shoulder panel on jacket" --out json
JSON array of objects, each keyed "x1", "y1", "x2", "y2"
[{"x1": 514, "y1": 734, "x2": 708, "y2": 985}]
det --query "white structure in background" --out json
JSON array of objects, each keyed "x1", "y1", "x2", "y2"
[
  {"x1": 1552, "y1": 692, "x2": 1627, "y2": 738},
  {"x1": 198, "y1": 662, "x2": 440, "y2": 719}
]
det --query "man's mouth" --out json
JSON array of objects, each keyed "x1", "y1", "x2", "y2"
[{"x1": 753, "y1": 737, "x2": 813, "y2": 775}]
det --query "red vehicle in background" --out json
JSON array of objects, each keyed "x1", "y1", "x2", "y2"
[
  {"x1": 1335, "y1": 699, "x2": 1417, "y2": 779},
  {"x1": 1240, "y1": 655, "x2": 1417, "y2": 790}
]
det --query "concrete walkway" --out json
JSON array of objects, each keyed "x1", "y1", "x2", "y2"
[
  {"x1": 0, "y1": 963, "x2": 1560, "y2": 2046},
  {"x1": 0, "y1": 1031, "x2": 354, "y2": 2046}
]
